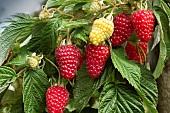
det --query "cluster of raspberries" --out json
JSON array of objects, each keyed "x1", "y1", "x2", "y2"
[{"x1": 46, "y1": 9, "x2": 155, "y2": 113}]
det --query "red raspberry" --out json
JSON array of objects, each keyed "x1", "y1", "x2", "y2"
[
  {"x1": 46, "y1": 85, "x2": 69, "y2": 113},
  {"x1": 85, "y1": 44, "x2": 110, "y2": 78},
  {"x1": 55, "y1": 45, "x2": 82, "y2": 80},
  {"x1": 110, "y1": 13, "x2": 133, "y2": 46},
  {"x1": 132, "y1": 10, "x2": 155, "y2": 42},
  {"x1": 125, "y1": 41, "x2": 148, "y2": 64}
]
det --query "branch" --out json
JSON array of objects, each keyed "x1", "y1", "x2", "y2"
[{"x1": 48, "y1": 8, "x2": 74, "y2": 18}]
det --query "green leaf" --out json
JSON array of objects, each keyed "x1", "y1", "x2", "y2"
[
  {"x1": 60, "y1": 0, "x2": 92, "y2": 9},
  {"x1": 74, "y1": 62, "x2": 114, "y2": 112},
  {"x1": 0, "y1": 13, "x2": 37, "y2": 65},
  {"x1": 110, "y1": 47, "x2": 158, "y2": 112},
  {"x1": 23, "y1": 69, "x2": 50, "y2": 113},
  {"x1": 63, "y1": 4, "x2": 76, "y2": 14},
  {"x1": 151, "y1": 26, "x2": 160, "y2": 50},
  {"x1": 7, "y1": 51, "x2": 32, "y2": 66},
  {"x1": 71, "y1": 27, "x2": 88, "y2": 42},
  {"x1": 45, "y1": 0, "x2": 65, "y2": 7},
  {"x1": 161, "y1": 0, "x2": 170, "y2": 18},
  {"x1": 153, "y1": 0, "x2": 161, "y2": 6},
  {"x1": 153, "y1": 7, "x2": 168, "y2": 78},
  {"x1": 140, "y1": 66, "x2": 158, "y2": 105},
  {"x1": 111, "y1": 47, "x2": 141, "y2": 89},
  {"x1": 0, "y1": 66, "x2": 16, "y2": 93},
  {"x1": 27, "y1": 18, "x2": 61, "y2": 54},
  {"x1": 137, "y1": 65, "x2": 158, "y2": 113},
  {"x1": 99, "y1": 82, "x2": 144, "y2": 113},
  {"x1": 60, "y1": 19, "x2": 89, "y2": 29}
]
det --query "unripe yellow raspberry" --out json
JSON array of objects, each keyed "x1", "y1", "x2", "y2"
[
  {"x1": 89, "y1": 17, "x2": 114, "y2": 46},
  {"x1": 26, "y1": 53, "x2": 43, "y2": 68},
  {"x1": 26, "y1": 57, "x2": 39, "y2": 68},
  {"x1": 39, "y1": 6, "x2": 53, "y2": 20},
  {"x1": 90, "y1": 0, "x2": 101, "y2": 13}
]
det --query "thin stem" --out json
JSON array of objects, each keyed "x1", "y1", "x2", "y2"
[
  {"x1": 111, "y1": 3, "x2": 117, "y2": 14},
  {"x1": 17, "y1": 68, "x2": 26, "y2": 76},
  {"x1": 68, "y1": 80, "x2": 74, "y2": 87},
  {"x1": 44, "y1": 57, "x2": 61, "y2": 85},
  {"x1": 66, "y1": 18, "x2": 74, "y2": 44},
  {"x1": 136, "y1": 45, "x2": 143, "y2": 64},
  {"x1": 66, "y1": 28, "x2": 70, "y2": 44},
  {"x1": 107, "y1": 39, "x2": 112, "y2": 51},
  {"x1": 48, "y1": 8, "x2": 74, "y2": 18},
  {"x1": 138, "y1": 45, "x2": 147, "y2": 65},
  {"x1": 41, "y1": 59, "x2": 46, "y2": 69}
]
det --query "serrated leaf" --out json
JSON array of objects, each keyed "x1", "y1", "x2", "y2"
[
  {"x1": 7, "y1": 51, "x2": 32, "y2": 66},
  {"x1": 0, "y1": 66, "x2": 16, "y2": 93},
  {"x1": 99, "y1": 82, "x2": 144, "y2": 113},
  {"x1": 137, "y1": 65, "x2": 158, "y2": 113},
  {"x1": 74, "y1": 62, "x2": 114, "y2": 112},
  {"x1": 23, "y1": 69, "x2": 50, "y2": 113},
  {"x1": 111, "y1": 47, "x2": 141, "y2": 89},
  {"x1": 60, "y1": 19, "x2": 89, "y2": 29},
  {"x1": 27, "y1": 18, "x2": 61, "y2": 54},
  {"x1": 110, "y1": 47, "x2": 158, "y2": 112},
  {"x1": 0, "y1": 13, "x2": 37, "y2": 65},
  {"x1": 153, "y1": 7, "x2": 168, "y2": 78},
  {"x1": 140, "y1": 66, "x2": 158, "y2": 105},
  {"x1": 45, "y1": 0, "x2": 65, "y2": 7}
]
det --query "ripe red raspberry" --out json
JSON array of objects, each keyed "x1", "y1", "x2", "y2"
[
  {"x1": 85, "y1": 44, "x2": 110, "y2": 78},
  {"x1": 125, "y1": 41, "x2": 148, "y2": 64},
  {"x1": 46, "y1": 85, "x2": 69, "y2": 113},
  {"x1": 55, "y1": 45, "x2": 82, "y2": 80},
  {"x1": 110, "y1": 13, "x2": 133, "y2": 46},
  {"x1": 132, "y1": 10, "x2": 155, "y2": 42}
]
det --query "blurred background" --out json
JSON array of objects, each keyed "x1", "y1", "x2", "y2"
[{"x1": 0, "y1": 0, "x2": 44, "y2": 21}]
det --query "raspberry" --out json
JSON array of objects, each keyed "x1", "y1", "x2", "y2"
[
  {"x1": 39, "y1": 6, "x2": 53, "y2": 20},
  {"x1": 85, "y1": 44, "x2": 110, "y2": 78},
  {"x1": 89, "y1": 18, "x2": 114, "y2": 46},
  {"x1": 26, "y1": 53, "x2": 42, "y2": 68},
  {"x1": 132, "y1": 10, "x2": 155, "y2": 42},
  {"x1": 26, "y1": 57, "x2": 39, "y2": 68},
  {"x1": 90, "y1": 0, "x2": 101, "y2": 13},
  {"x1": 55, "y1": 45, "x2": 82, "y2": 80},
  {"x1": 46, "y1": 85, "x2": 69, "y2": 113},
  {"x1": 125, "y1": 41, "x2": 148, "y2": 64},
  {"x1": 110, "y1": 13, "x2": 133, "y2": 46}
]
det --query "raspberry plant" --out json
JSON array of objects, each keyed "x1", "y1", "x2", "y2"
[{"x1": 0, "y1": 0, "x2": 170, "y2": 113}]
